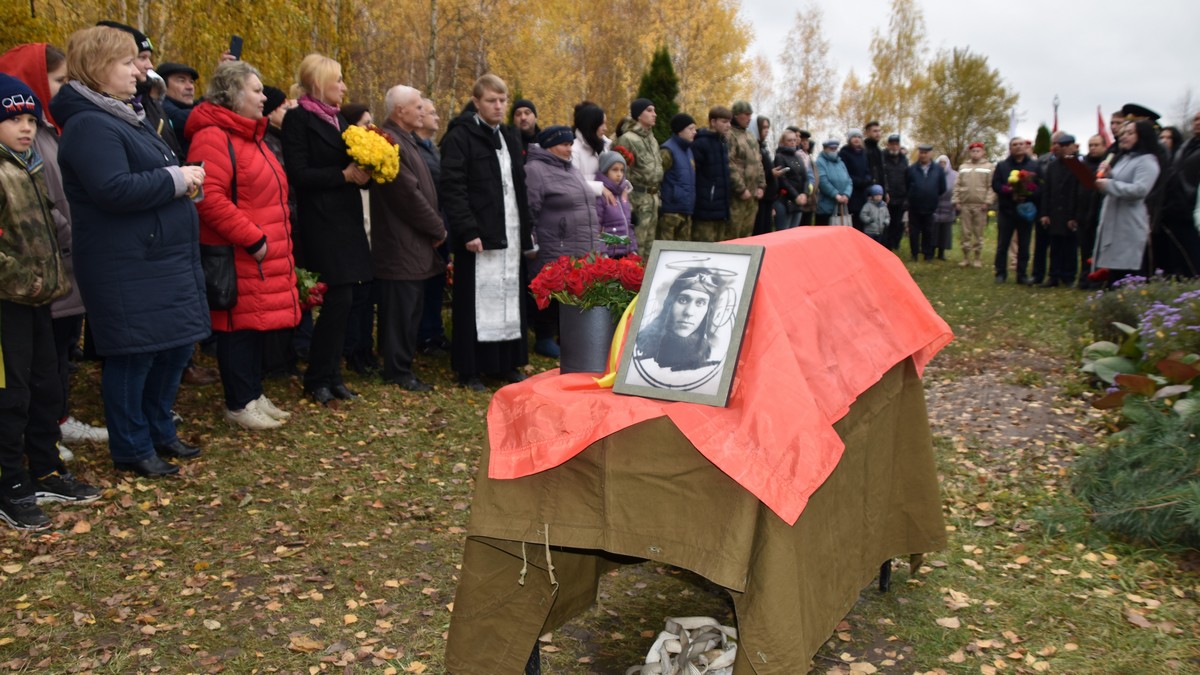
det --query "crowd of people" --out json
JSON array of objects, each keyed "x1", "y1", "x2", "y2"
[{"x1": 2, "y1": 20, "x2": 1198, "y2": 531}]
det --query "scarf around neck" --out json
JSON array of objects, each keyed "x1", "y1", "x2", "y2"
[
  {"x1": 0, "y1": 143, "x2": 43, "y2": 175},
  {"x1": 298, "y1": 94, "x2": 341, "y2": 129},
  {"x1": 67, "y1": 80, "x2": 145, "y2": 128}
]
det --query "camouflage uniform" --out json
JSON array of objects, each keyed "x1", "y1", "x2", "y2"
[
  {"x1": 727, "y1": 124, "x2": 765, "y2": 240},
  {"x1": 0, "y1": 154, "x2": 68, "y2": 305},
  {"x1": 615, "y1": 118, "x2": 663, "y2": 250}
]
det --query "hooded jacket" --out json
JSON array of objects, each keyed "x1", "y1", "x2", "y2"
[
  {"x1": 0, "y1": 148, "x2": 68, "y2": 305},
  {"x1": 815, "y1": 151, "x2": 852, "y2": 215},
  {"x1": 614, "y1": 117, "x2": 663, "y2": 191},
  {"x1": 523, "y1": 145, "x2": 599, "y2": 271},
  {"x1": 185, "y1": 101, "x2": 300, "y2": 332},
  {"x1": 0, "y1": 42, "x2": 85, "y2": 319},
  {"x1": 50, "y1": 82, "x2": 209, "y2": 356}
]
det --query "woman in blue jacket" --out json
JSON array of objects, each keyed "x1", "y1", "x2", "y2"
[
  {"x1": 52, "y1": 26, "x2": 209, "y2": 477},
  {"x1": 814, "y1": 138, "x2": 852, "y2": 225}
]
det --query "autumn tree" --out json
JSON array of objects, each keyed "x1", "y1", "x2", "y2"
[
  {"x1": 862, "y1": 0, "x2": 928, "y2": 136},
  {"x1": 914, "y1": 48, "x2": 1019, "y2": 166},
  {"x1": 746, "y1": 53, "x2": 778, "y2": 132},
  {"x1": 635, "y1": 46, "x2": 681, "y2": 143},
  {"x1": 779, "y1": 0, "x2": 835, "y2": 134},
  {"x1": 833, "y1": 70, "x2": 869, "y2": 139}
]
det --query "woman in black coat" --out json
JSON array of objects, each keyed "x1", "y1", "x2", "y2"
[
  {"x1": 53, "y1": 26, "x2": 209, "y2": 477},
  {"x1": 280, "y1": 53, "x2": 372, "y2": 406}
]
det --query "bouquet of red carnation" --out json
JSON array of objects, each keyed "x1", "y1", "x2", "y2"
[
  {"x1": 1001, "y1": 169, "x2": 1038, "y2": 200},
  {"x1": 612, "y1": 144, "x2": 635, "y2": 168},
  {"x1": 296, "y1": 267, "x2": 328, "y2": 310},
  {"x1": 529, "y1": 253, "x2": 644, "y2": 314}
]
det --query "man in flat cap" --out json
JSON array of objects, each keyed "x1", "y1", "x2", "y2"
[
  {"x1": 727, "y1": 100, "x2": 765, "y2": 239},
  {"x1": 1034, "y1": 133, "x2": 1080, "y2": 287},
  {"x1": 882, "y1": 133, "x2": 910, "y2": 248},
  {"x1": 157, "y1": 62, "x2": 199, "y2": 154},
  {"x1": 952, "y1": 142, "x2": 995, "y2": 267},
  {"x1": 615, "y1": 97, "x2": 663, "y2": 248},
  {"x1": 905, "y1": 143, "x2": 946, "y2": 261}
]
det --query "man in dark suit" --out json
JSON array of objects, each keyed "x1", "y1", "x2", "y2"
[
  {"x1": 371, "y1": 86, "x2": 447, "y2": 392},
  {"x1": 439, "y1": 74, "x2": 534, "y2": 390}
]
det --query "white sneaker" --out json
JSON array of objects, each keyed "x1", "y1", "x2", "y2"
[
  {"x1": 60, "y1": 416, "x2": 109, "y2": 443},
  {"x1": 225, "y1": 400, "x2": 283, "y2": 430},
  {"x1": 57, "y1": 442, "x2": 75, "y2": 463},
  {"x1": 254, "y1": 395, "x2": 291, "y2": 420}
]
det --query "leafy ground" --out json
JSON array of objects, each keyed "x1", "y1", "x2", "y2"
[{"x1": 2, "y1": 230, "x2": 1199, "y2": 674}]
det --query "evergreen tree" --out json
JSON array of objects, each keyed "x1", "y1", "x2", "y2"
[
  {"x1": 1034, "y1": 124, "x2": 1052, "y2": 156},
  {"x1": 635, "y1": 46, "x2": 680, "y2": 144}
]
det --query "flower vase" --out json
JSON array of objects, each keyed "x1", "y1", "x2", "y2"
[{"x1": 558, "y1": 306, "x2": 616, "y2": 374}]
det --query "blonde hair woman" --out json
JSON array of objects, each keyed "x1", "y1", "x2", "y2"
[
  {"x1": 280, "y1": 54, "x2": 372, "y2": 406},
  {"x1": 51, "y1": 26, "x2": 210, "y2": 477}
]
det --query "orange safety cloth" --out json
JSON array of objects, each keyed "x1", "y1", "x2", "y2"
[{"x1": 487, "y1": 227, "x2": 953, "y2": 524}]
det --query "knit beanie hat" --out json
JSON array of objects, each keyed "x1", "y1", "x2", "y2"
[
  {"x1": 630, "y1": 98, "x2": 654, "y2": 120},
  {"x1": 537, "y1": 125, "x2": 574, "y2": 149},
  {"x1": 867, "y1": 184, "x2": 884, "y2": 197},
  {"x1": 598, "y1": 150, "x2": 625, "y2": 175},
  {"x1": 0, "y1": 73, "x2": 43, "y2": 124},
  {"x1": 847, "y1": 129, "x2": 864, "y2": 140},
  {"x1": 670, "y1": 113, "x2": 696, "y2": 135},
  {"x1": 97, "y1": 20, "x2": 154, "y2": 53},
  {"x1": 262, "y1": 86, "x2": 287, "y2": 116},
  {"x1": 511, "y1": 98, "x2": 536, "y2": 117}
]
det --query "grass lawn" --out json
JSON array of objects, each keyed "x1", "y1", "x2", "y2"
[{"x1": 2, "y1": 225, "x2": 1197, "y2": 674}]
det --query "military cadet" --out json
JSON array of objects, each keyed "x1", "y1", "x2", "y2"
[
  {"x1": 614, "y1": 98, "x2": 663, "y2": 249},
  {"x1": 726, "y1": 100, "x2": 766, "y2": 239}
]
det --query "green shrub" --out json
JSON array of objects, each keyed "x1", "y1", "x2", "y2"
[
  {"x1": 1081, "y1": 276, "x2": 1200, "y2": 347},
  {"x1": 1071, "y1": 399, "x2": 1200, "y2": 549}
]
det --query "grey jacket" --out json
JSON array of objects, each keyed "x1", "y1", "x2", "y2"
[
  {"x1": 523, "y1": 145, "x2": 600, "y2": 271},
  {"x1": 1094, "y1": 152, "x2": 1161, "y2": 270}
]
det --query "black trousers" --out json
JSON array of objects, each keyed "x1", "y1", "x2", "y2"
[
  {"x1": 216, "y1": 330, "x2": 265, "y2": 410},
  {"x1": 51, "y1": 313, "x2": 84, "y2": 420},
  {"x1": 344, "y1": 281, "x2": 376, "y2": 358},
  {"x1": 304, "y1": 282, "x2": 354, "y2": 390},
  {"x1": 0, "y1": 301, "x2": 63, "y2": 490},
  {"x1": 1156, "y1": 213, "x2": 1200, "y2": 278},
  {"x1": 377, "y1": 279, "x2": 424, "y2": 383},
  {"x1": 908, "y1": 211, "x2": 936, "y2": 260},
  {"x1": 885, "y1": 202, "x2": 907, "y2": 249},
  {"x1": 1031, "y1": 223, "x2": 1050, "y2": 282},
  {"x1": 994, "y1": 210, "x2": 1032, "y2": 279},
  {"x1": 1047, "y1": 232, "x2": 1079, "y2": 283}
]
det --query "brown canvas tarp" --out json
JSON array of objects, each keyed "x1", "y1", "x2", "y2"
[{"x1": 447, "y1": 359, "x2": 946, "y2": 673}]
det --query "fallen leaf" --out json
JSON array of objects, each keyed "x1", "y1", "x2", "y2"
[
  {"x1": 1124, "y1": 608, "x2": 1154, "y2": 629},
  {"x1": 849, "y1": 663, "x2": 877, "y2": 673},
  {"x1": 203, "y1": 619, "x2": 221, "y2": 630},
  {"x1": 289, "y1": 636, "x2": 324, "y2": 653},
  {"x1": 1, "y1": 564, "x2": 22, "y2": 574},
  {"x1": 344, "y1": 614, "x2": 358, "y2": 625},
  {"x1": 72, "y1": 520, "x2": 92, "y2": 534},
  {"x1": 935, "y1": 617, "x2": 961, "y2": 629}
]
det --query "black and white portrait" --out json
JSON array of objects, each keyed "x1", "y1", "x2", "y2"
[{"x1": 615, "y1": 242, "x2": 763, "y2": 406}]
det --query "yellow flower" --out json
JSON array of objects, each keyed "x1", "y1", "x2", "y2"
[
  {"x1": 342, "y1": 124, "x2": 400, "y2": 183},
  {"x1": 1007, "y1": 169, "x2": 1019, "y2": 184}
]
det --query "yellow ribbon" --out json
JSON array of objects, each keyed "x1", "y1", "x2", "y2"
[{"x1": 592, "y1": 294, "x2": 639, "y2": 388}]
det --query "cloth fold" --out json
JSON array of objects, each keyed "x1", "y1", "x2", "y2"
[{"x1": 487, "y1": 227, "x2": 952, "y2": 524}]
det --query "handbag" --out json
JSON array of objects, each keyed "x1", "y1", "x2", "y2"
[
  {"x1": 832, "y1": 203, "x2": 853, "y2": 227},
  {"x1": 200, "y1": 137, "x2": 239, "y2": 311}
]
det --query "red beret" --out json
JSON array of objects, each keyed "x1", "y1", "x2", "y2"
[{"x1": 968, "y1": 142, "x2": 984, "y2": 150}]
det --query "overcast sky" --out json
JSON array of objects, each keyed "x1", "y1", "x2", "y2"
[{"x1": 742, "y1": 0, "x2": 1200, "y2": 142}]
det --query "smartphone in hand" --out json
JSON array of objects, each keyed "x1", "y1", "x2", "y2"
[{"x1": 229, "y1": 35, "x2": 243, "y2": 60}]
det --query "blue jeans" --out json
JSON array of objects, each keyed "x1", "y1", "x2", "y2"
[
  {"x1": 773, "y1": 200, "x2": 802, "y2": 231},
  {"x1": 102, "y1": 343, "x2": 192, "y2": 463}
]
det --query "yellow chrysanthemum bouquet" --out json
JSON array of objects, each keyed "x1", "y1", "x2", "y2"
[{"x1": 343, "y1": 124, "x2": 400, "y2": 184}]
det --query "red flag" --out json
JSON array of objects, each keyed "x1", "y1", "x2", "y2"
[
  {"x1": 1098, "y1": 105, "x2": 1114, "y2": 146},
  {"x1": 1053, "y1": 109, "x2": 1058, "y2": 133}
]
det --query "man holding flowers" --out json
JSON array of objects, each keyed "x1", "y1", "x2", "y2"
[{"x1": 991, "y1": 137, "x2": 1042, "y2": 285}]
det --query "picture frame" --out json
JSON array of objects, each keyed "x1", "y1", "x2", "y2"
[{"x1": 613, "y1": 240, "x2": 765, "y2": 407}]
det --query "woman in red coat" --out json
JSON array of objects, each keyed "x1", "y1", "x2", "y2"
[{"x1": 186, "y1": 61, "x2": 300, "y2": 430}]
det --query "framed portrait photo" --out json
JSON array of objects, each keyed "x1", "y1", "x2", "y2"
[{"x1": 613, "y1": 241, "x2": 764, "y2": 407}]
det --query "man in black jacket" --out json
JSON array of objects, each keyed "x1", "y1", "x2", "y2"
[
  {"x1": 905, "y1": 144, "x2": 947, "y2": 261},
  {"x1": 882, "y1": 134, "x2": 910, "y2": 249},
  {"x1": 1035, "y1": 135, "x2": 1080, "y2": 287},
  {"x1": 439, "y1": 74, "x2": 533, "y2": 390},
  {"x1": 839, "y1": 129, "x2": 872, "y2": 230},
  {"x1": 864, "y1": 121, "x2": 887, "y2": 194},
  {"x1": 691, "y1": 106, "x2": 733, "y2": 242},
  {"x1": 991, "y1": 137, "x2": 1041, "y2": 284}
]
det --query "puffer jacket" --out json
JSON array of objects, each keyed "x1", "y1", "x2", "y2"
[
  {"x1": 692, "y1": 129, "x2": 730, "y2": 220},
  {"x1": 0, "y1": 151, "x2": 68, "y2": 305},
  {"x1": 595, "y1": 171, "x2": 636, "y2": 257},
  {"x1": 952, "y1": 157, "x2": 995, "y2": 207},
  {"x1": 524, "y1": 145, "x2": 599, "y2": 271},
  {"x1": 186, "y1": 101, "x2": 300, "y2": 333},
  {"x1": 815, "y1": 151, "x2": 852, "y2": 215}
]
